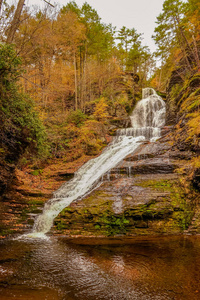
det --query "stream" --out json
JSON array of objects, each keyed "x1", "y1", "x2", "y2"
[{"x1": 1, "y1": 235, "x2": 200, "y2": 299}]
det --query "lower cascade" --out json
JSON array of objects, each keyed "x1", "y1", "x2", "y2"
[{"x1": 32, "y1": 88, "x2": 166, "y2": 235}]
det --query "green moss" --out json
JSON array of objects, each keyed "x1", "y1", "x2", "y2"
[
  {"x1": 137, "y1": 179, "x2": 173, "y2": 190},
  {"x1": 98, "y1": 214, "x2": 130, "y2": 236},
  {"x1": 27, "y1": 199, "x2": 44, "y2": 206},
  {"x1": 0, "y1": 228, "x2": 15, "y2": 236},
  {"x1": 56, "y1": 220, "x2": 67, "y2": 231},
  {"x1": 19, "y1": 202, "x2": 43, "y2": 222},
  {"x1": 94, "y1": 224, "x2": 101, "y2": 230},
  {"x1": 128, "y1": 178, "x2": 194, "y2": 232},
  {"x1": 31, "y1": 169, "x2": 43, "y2": 176},
  {"x1": 53, "y1": 176, "x2": 196, "y2": 236}
]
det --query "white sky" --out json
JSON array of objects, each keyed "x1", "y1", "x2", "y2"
[{"x1": 24, "y1": 0, "x2": 166, "y2": 52}]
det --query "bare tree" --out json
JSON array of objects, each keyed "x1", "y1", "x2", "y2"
[{"x1": 6, "y1": 0, "x2": 25, "y2": 43}]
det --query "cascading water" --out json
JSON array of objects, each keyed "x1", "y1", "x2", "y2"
[
  {"x1": 31, "y1": 88, "x2": 166, "y2": 236},
  {"x1": 116, "y1": 88, "x2": 166, "y2": 141}
]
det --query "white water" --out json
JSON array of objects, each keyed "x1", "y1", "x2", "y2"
[
  {"x1": 32, "y1": 88, "x2": 166, "y2": 235},
  {"x1": 116, "y1": 88, "x2": 165, "y2": 141}
]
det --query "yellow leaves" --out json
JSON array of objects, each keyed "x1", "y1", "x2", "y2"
[
  {"x1": 187, "y1": 112, "x2": 200, "y2": 137},
  {"x1": 150, "y1": 76, "x2": 159, "y2": 90},
  {"x1": 179, "y1": 89, "x2": 200, "y2": 115},
  {"x1": 93, "y1": 97, "x2": 108, "y2": 121},
  {"x1": 191, "y1": 156, "x2": 200, "y2": 169},
  {"x1": 83, "y1": 119, "x2": 105, "y2": 135},
  {"x1": 66, "y1": 119, "x2": 106, "y2": 157}
]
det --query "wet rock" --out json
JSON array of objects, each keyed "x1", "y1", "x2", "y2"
[
  {"x1": 109, "y1": 117, "x2": 132, "y2": 129},
  {"x1": 125, "y1": 142, "x2": 171, "y2": 161},
  {"x1": 114, "y1": 158, "x2": 176, "y2": 174},
  {"x1": 135, "y1": 221, "x2": 148, "y2": 228},
  {"x1": 169, "y1": 150, "x2": 193, "y2": 160},
  {"x1": 161, "y1": 126, "x2": 174, "y2": 136},
  {"x1": 53, "y1": 135, "x2": 198, "y2": 237}
]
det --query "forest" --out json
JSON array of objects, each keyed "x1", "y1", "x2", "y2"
[
  {"x1": 0, "y1": 0, "x2": 156, "y2": 168},
  {"x1": 0, "y1": 0, "x2": 198, "y2": 166},
  {"x1": 2, "y1": 1, "x2": 200, "y2": 299},
  {"x1": 1, "y1": 0, "x2": 200, "y2": 236}
]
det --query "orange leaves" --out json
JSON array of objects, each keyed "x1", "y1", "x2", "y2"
[{"x1": 55, "y1": 11, "x2": 86, "y2": 56}]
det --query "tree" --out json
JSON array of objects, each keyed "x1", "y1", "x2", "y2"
[
  {"x1": 93, "y1": 97, "x2": 108, "y2": 121},
  {"x1": 6, "y1": 0, "x2": 25, "y2": 43},
  {"x1": 117, "y1": 27, "x2": 142, "y2": 68},
  {"x1": 153, "y1": 0, "x2": 200, "y2": 72},
  {"x1": 184, "y1": 0, "x2": 200, "y2": 70},
  {"x1": 60, "y1": 2, "x2": 115, "y2": 110},
  {"x1": 0, "y1": 0, "x2": 3, "y2": 13},
  {"x1": 55, "y1": 9, "x2": 86, "y2": 110}
]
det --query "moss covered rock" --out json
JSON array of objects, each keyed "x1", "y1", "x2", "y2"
[{"x1": 53, "y1": 138, "x2": 197, "y2": 237}]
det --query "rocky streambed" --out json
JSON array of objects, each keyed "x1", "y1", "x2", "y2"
[{"x1": 52, "y1": 128, "x2": 199, "y2": 237}]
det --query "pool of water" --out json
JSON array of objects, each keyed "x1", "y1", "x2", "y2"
[{"x1": 0, "y1": 235, "x2": 200, "y2": 299}]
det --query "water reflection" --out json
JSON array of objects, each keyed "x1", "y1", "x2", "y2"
[{"x1": 0, "y1": 236, "x2": 200, "y2": 299}]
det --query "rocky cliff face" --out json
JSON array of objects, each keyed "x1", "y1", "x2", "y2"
[
  {"x1": 53, "y1": 128, "x2": 198, "y2": 237},
  {"x1": 167, "y1": 74, "x2": 200, "y2": 192}
]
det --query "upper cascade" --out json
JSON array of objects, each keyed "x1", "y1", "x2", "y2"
[
  {"x1": 116, "y1": 88, "x2": 166, "y2": 140},
  {"x1": 142, "y1": 87, "x2": 157, "y2": 99},
  {"x1": 130, "y1": 88, "x2": 166, "y2": 129}
]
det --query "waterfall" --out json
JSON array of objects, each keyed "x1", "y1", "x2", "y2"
[
  {"x1": 116, "y1": 88, "x2": 165, "y2": 141},
  {"x1": 31, "y1": 88, "x2": 166, "y2": 236}
]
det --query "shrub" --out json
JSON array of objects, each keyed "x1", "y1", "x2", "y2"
[
  {"x1": 0, "y1": 44, "x2": 48, "y2": 162},
  {"x1": 66, "y1": 109, "x2": 87, "y2": 127}
]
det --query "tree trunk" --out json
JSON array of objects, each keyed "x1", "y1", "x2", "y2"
[
  {"x1": 7, "y1": 0, "x2": 25, "y2": 43},
  {"x1": 173, "y1": 16, "x2": 192, "y2": 72},
  {"x1": 192, "y1": 34, "x2": 200, "y2": 70},
  {"x1": 74, "y1": 53, "x2": 78, "y2": 110},
  {"x1": 0, "y1": 0, "x2": 3, "y2": 13},
  {"x1": 175, "y1": 15, "x2": 199, "y2": 71},
  {"x1": 82, "y1": 52, "x2": 87, "y2": 112},
  {"x1": 79, "y1": 48, "x2": 83, "y2": 110}
]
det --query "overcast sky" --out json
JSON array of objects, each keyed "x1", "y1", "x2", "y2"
[{"x1": 23, "y1": 0, "x2": 167, "y2": 52}]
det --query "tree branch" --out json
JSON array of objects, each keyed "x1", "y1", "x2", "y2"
[{"x1": 43, "y1": 0, "x2": 55, "y2": 8}]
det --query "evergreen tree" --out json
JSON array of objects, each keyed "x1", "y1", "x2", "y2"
[{"x1": 153, "y1": 0, "x2": 199, "y2": 72}]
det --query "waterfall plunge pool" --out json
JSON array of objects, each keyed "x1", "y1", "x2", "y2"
[{"x1": 1, "y1": 235, "x2": 200, "y2": 299}]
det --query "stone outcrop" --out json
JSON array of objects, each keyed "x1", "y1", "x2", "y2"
[{"x1": 53, "y1": 130, "x2": 198, "y2": 237}]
